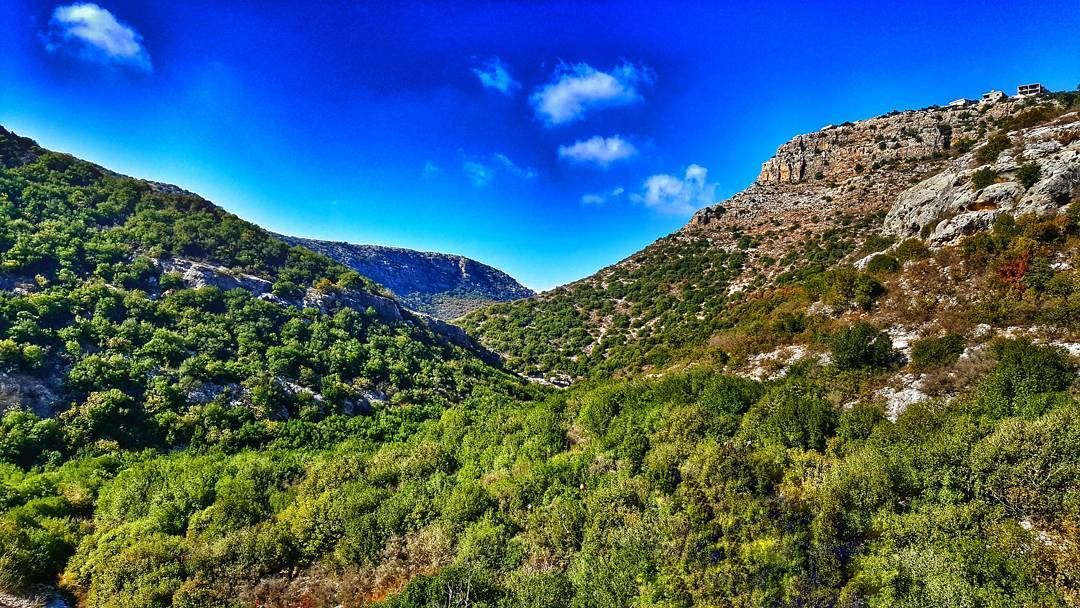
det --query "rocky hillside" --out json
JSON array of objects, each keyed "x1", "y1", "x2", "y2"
[
  {"x1": 276, "y1": 236, "x2": 533, "y2": 319},
  {"x1": 463, "y1": 91, "x2": 1080, "y2": 386}
]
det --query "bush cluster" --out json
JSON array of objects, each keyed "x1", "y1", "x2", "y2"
[
  {"x1": 910, "y1": 334, "x2": 964, "y2": 371},
  {"x1": 830, "y1": 322, "x2": 894, "y2": 370}
]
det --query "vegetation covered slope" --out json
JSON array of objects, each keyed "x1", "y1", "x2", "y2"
[
  {"x1": 0, "y1": 125, "x2": 528, "y2": 465},
  {"x1": 276, "y1": 236, "x2": 534, "y2": 320},
  {"x1": 1, "y1": 89, "x2": 1079, "y2": 608}
]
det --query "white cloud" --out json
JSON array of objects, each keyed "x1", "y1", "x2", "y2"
[
  {"x1": 579, "y1": 186, "x2": 626, "y2": 206},
  {"x1": 633, "y1": 164, "x2": 716, "y2": 215},
  {"x1": 472, "y1": 57, "x2": 520, "y2": 95},
  {"x1": 530, "y1": 62, "x2": 651, "y2": 126},
  {"x1": 44, "y1": 3, "x2": 151, "y2": 71},
  {"x1": 422, "y1": 161, "x2": 441, "y2": 178},
  {"x1": 558, "y1": 135, "x2": 638, "y2": 167},
  {"x1": 462, "y1": 153, "x2": 537, "y2": 187}
]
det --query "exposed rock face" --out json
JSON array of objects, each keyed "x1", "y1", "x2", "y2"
[
  {"x1": 687, "y1": 97, "x2": 1080, "y2": 266},
  {"x1": 758, "y1": 98, "x2": 1019, "y2": 185},
  {"x1": 302, "y1": 284, "x2": 404, "y2": 322},
  {"x1": 884, "y1": 112, "x2": 1080, "y2": 244},
  {"x1": 684, "y1": 101, "x2": 1012, "y2": 265},
  {"x1": 160, "y1": 258, "x2": 273, "y2": 294},
  {"x1": 0, "y1": 372, "x2": 62, "y2": 417},
  {"x1": 276, "y1": 235, "x2": 534, "y2": 319}
]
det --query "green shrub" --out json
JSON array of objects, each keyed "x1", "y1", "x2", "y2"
[
  {"x1": 1000, "y1": 106, "x2": 1056, "y2": 131},
  {"x1": 772, "y1": 311, "x2": 807, "y2": 335},
  {"x1": 893, "y1": 238, "x2": 929, "y2": 262},
  {"x1": 975, "y1": 131, "x2": 1010, "y2": 164},
  {"x1": 271, "y1": 279, "x2": 303, "y2": 299},
  {"x1": 738, "y1": 380, "x2": 836, "y2": 451},
  {"x1": 859, "y1": 234, "x2": 896, "y2": 256},
  {"x1": 830, "y1": 322, "x2": 894, "y2": 371},
  {"x1": 979, "y1": 339, "x2": 1076, "y2": 418},
  {"x1": 1068, "y1": 200, "x2": 1080, "y2": 231},
  {"x1": 1015, "y1": 161, "x2": 1041, "y2": 189},
  {"x1": 953, "y1": 137, "x2": 975, "y2": 154},
  {"x1": 819, "y1": 267, "x2": 884, "y2": 311},
  {"x1": 909, "y1": 334, "x2": 964, "y2": 371},
  {"x1": 835, "y1": 402, "x2": 886, "y2": 448},
  {"x1": 0, "y1": 510, "x2": 78, "y2": 590},
  {"x1": 0, "y1": 411, "x2": 63, "y2": 468},
  {"x1": 866, "y1": 254, "x2": 900, "y2": 274},
  {"x1": 971, "y1": 167, "x2": 998, "y2": 190}
]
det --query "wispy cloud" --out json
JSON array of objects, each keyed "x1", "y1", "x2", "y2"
[
  {"x1": 44, "y1": 3, "x2": 151, "y2": 71},
  {"x1": 558, "y1": 135, "x2": 638, "y2": 167},
  {"x1": 531, "y1": 62, "x2": 651, "y2": 126},
  {"x1": 422, "y1": 161, "x2": 441, "y2": 178},
  {"x1": 472, "y1": 57, "x2": 520, "y2": 95},
  {"x1": 580, "y1": 186, "x2": 625, "y2": 206},
  {"x1": 463, "y1": 161, "x2": 494, "y2": 187},
  {"x1": 631, "y1": 164, "x2": 716, "y2": 215},
  {"x1": 493, "y1": 153, "x2": 538, "y2": 180},
  {"x1": 462, "y1": 153, "x2": 537, "y2": 187}
]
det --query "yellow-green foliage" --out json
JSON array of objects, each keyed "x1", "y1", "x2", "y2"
[{"x1": 3, "y1": 352, "x2": 1075, "y2": 607}]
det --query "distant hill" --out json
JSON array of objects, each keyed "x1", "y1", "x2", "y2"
[{"x1": 276, "y1": 235, "x2": 534, "y2": 319}]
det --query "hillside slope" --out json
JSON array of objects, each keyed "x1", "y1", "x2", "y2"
[
  {"x1": 276, "y1": 236, "x2": 534, "y2": 319},
  {"x1": 463, "y1": 91, "x2": 1080, "y2": 384}
]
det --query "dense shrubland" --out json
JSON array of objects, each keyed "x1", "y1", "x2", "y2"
[
  {"x1": 460, "y1": 217, "x2": 885, "y2": 380},
  {"x1": 2, "y1": 341, "x2": 1076, "y2": 607}
]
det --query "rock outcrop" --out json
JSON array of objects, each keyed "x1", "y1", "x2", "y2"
[
  {"x1": 757, "y1": 98, "x2": 1023, "y2": 185},
  {"x1": 687, "y1": 96, "x2": 1080, "y2": 266},
  {"x1": 160, "y1": 258, "x2": 273, "y2": 294},
  {"x1": 884, "y1": 113, "x2": 1080, "y2": 244}
]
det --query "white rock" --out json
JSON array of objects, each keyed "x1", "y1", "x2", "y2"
[{"x1": 875, "y1": 374, "x2": 929, "y2": 421}]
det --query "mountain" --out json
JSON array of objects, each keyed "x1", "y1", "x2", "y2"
[
  {"x1": 1, "y1": 90, "x2": 1079, "y2": 608},
  {"x1": 464, "y1": 91, "x2": 1080, "y2": 385},
  {"x1": 275, "y1": 235, "x2": 534, "y2": 319}
]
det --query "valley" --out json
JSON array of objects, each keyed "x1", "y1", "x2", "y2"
[{"x1": 1, "y1": 87, "x2": 1079, "y2": 608}]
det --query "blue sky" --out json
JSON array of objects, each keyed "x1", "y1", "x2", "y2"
[{"x1": 1, "y1": 1, "x2": 1078, "y2": 290}]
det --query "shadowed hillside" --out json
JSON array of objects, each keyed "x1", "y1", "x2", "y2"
[{"x1": 276, "y1": 235, "x2": 534, "y2": 319}]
